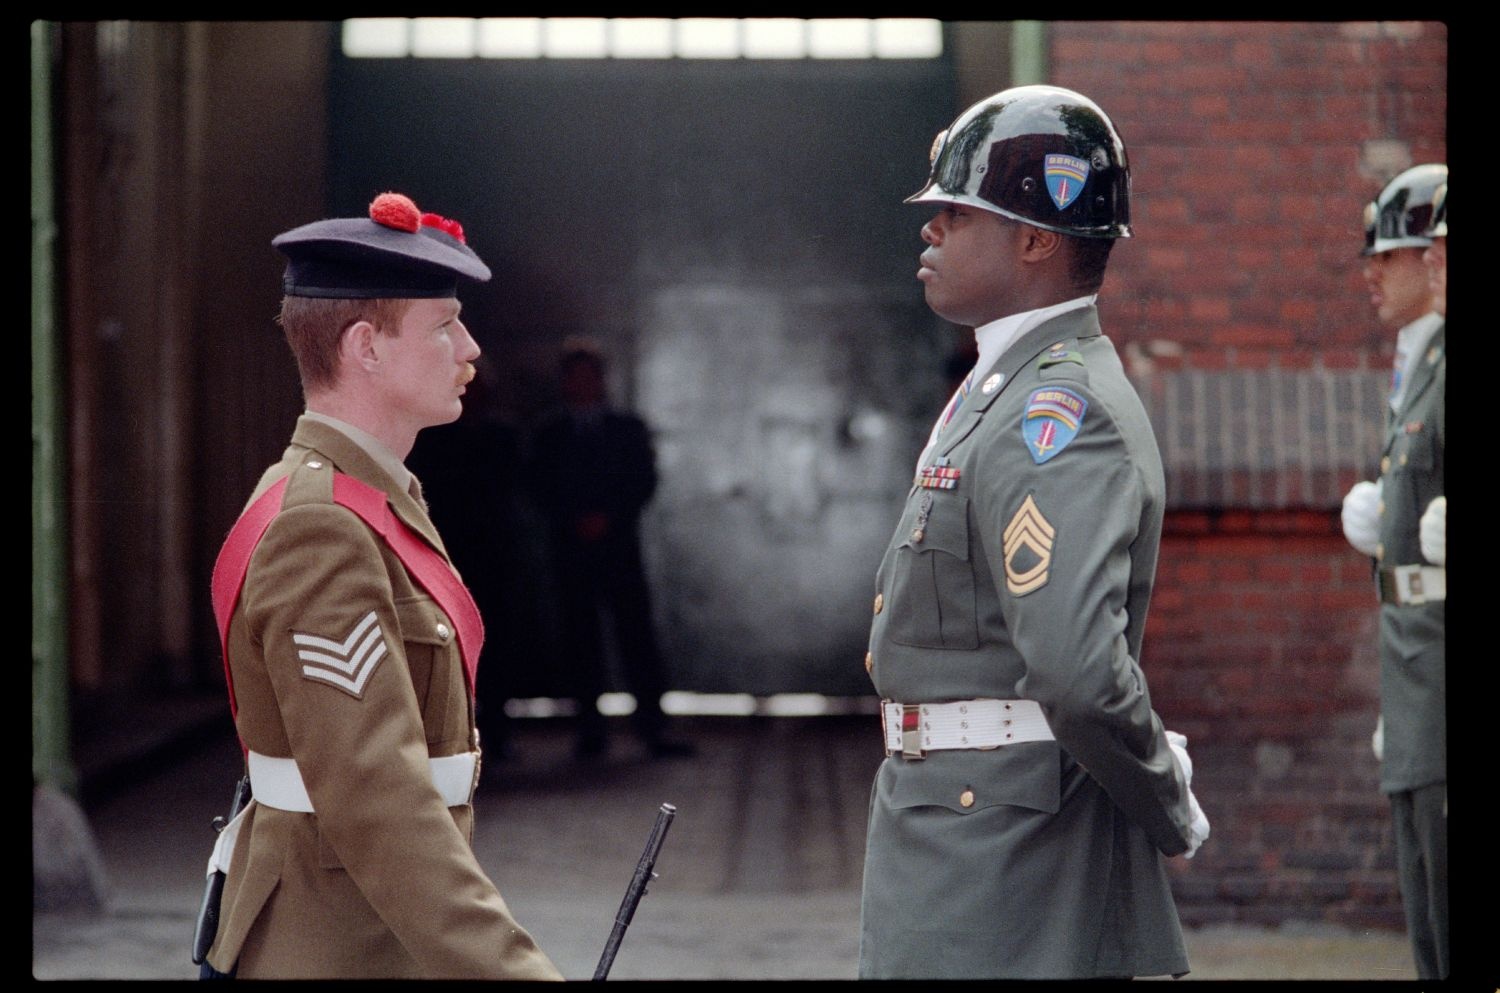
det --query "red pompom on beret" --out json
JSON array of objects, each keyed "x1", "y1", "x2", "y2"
[
  {"x1": 421, "y1": 212, "x2": 466, "y2": 244},
  {"x1": 369, "y1": 192, "x2": 422, "y2": 233},
  {"x1": 272, "y1": 191, "x2": 490, "y2": 299}
]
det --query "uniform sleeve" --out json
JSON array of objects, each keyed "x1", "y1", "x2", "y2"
[
  {"x1": 243, "y1": 503, "x2": 563, "y2": 979},
  {"x1": 971, "y1": 385, "x2": 1194, "y2": 856}
]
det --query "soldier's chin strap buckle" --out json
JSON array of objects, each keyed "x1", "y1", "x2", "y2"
[{"x1": 900, "y1": 704, "x2": 925, "y2": 760}]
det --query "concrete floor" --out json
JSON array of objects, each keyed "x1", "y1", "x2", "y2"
[{"x1": 33, "y1": 714, "x2": 1419, "y2": 981}]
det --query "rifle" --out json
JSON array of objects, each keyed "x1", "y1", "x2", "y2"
[
  {"x1": 593, "y1": 802, "x2": 676, "y2": 981},
  {"x1": 192, "y1": 775, "x2": 252, "y2": 965}
]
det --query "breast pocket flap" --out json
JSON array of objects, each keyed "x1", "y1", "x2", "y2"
[{"x1": 393, "y1": 595, "x2": 452, "y2": 646}]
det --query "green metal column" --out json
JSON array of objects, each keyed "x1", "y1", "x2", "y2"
[
  {"x1": 1010, "y1": 21, "x2": 1049, "y2": 86},
  {"x1": 32, "y1": 19, "x2": 75, "y2": 794}
]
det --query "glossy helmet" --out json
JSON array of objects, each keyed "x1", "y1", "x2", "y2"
[
  {"x1": 1361, "y1": 163, "x2": 1446, "y2": 256},
  {"x1": 906, "y1": 84, "x2": 1132, "y2": 239},
  {"x1": 1425, "y1": 180, "x2": 1447, "y2": 238}
]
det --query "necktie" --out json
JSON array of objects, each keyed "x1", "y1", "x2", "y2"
[
  {"x1": 941, "y1": 369, "x2": 975, "y2": 429},
  {"x1": 916, "y1": 368, "x2": 976, "y2": 472}
]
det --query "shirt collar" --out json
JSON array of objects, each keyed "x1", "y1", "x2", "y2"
[
  {"x1": 971, "y1": 294, "x2": 1097, "y2": 376},
  {"x1": 1395, "y1": 310, "x2": 1443, "y2": 358},
  {"x1": 301, "y1": 410, "x2": 413, "y2": 492}
]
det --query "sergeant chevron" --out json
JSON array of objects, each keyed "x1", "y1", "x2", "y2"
[{"x1": 292, "y1": 610, "x2": 388, "y2": 696}]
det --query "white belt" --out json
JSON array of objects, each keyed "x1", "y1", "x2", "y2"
[
  {"x1": 1379, "y1": 564, "x2": 1446, "y2": 606},
  {"x1": 247, "y1": 749, "x2": 478, "y2": 813},
  {"x1": 882, "y1": 698, "x2": 1054, "y2": 759}
]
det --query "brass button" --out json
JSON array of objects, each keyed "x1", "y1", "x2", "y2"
[
  {"x1": 1375, "y1": 542, "x2": 1384, "y2": 561},
  {"x1": 1380, "y1": 456, "x2": 1391, "y2": 474},
  {"x1": 1399, "y1": 452, "x2": 1408, "y2": 466},
  {"x1": 873, "y1": 593, "x2": 884, "y2": 614},
  {"x1": 1378, "y1": 500, "x2": 1385, "y2": 515},
  {"x1": 435, "y1": 623, "x2": 451, "y2": 642},
  {"x1": 959, "y1": 789, "x2": 975, "y2": 808},
  {"x1": 864, "y1": 651, "x2": 873, "y2": 673}
]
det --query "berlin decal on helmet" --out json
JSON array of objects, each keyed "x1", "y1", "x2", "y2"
[{"x1": 907, "y1": 84, "x2": 1132, "y2": 240}]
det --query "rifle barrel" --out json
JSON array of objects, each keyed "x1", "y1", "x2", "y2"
[{"x1": 592, "y1": 803, "x2": 675, "y2": 981}]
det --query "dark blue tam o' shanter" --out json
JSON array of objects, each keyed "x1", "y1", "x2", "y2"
[{"x1": 272, "y1": 192, "x2": 491, "y2": 299}]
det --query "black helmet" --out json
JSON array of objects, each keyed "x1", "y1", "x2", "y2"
[
  {"x1": 1425, "y1": 180, "x2": 1447, "y2": 238},
  {"x1": 1361, "y1": 163, "x2": 1446, "y2": 256},
  {"x1": 906, "y1": 84, "x2": 1131, "y2": 239}
]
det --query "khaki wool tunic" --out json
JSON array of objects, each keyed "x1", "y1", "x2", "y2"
[{"x1": 207, "y1": 417, "x2": 561, "y2": 980}]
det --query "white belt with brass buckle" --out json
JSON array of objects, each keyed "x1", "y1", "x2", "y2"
[
  {"x1": 1381, "y1": 564, "x2": 1446, "y2": 606},
  {"x1": 881, "y1": 699, "x2": 1054, "y2": 759},
  {"x1": 247, "y1": 750, "x2": 478, "y2": 813}
]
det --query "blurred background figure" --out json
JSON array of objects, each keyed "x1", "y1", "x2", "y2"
[
  {"x1": 1339, "y1": 163, "x2": 1447, "y2": 981},
  {"x1": 408, "y1": 356, "x2": 550, "y2": 761},
  {"x1": 525, "y1": 338, "x2": 694, "y2": 760}
]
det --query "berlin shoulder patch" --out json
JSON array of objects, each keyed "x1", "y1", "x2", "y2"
[
  {"x1": 292, "y1": 610, "x2": 388, "y2": 698},
  {"x1": 1003, "y1": 494, "x2": 1055, "y2": 596},
  {"x1": 1023, "y1": 387, "x2": 1088, "y2": 464}
]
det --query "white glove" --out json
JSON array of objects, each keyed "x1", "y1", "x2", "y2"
[
  {"x1": 1419, "y1": 496, "x2": 1446, "y2": 566},
  {"x1": 1183, "y1": 790, "x2": 1210, "y2": 859},
  {"x1": 1165, "y1": 730, "x2": 1193, "y2": 786},
  {"x1": 1371, "y1": 714, "x2": 1384, "y2": 761},
  {"x1": 1340, "y1": 480, "x2": 1382, "y2": 557},
  {"x1": 1166, "y1": 731, "x2": 1210, "y2": 858}
]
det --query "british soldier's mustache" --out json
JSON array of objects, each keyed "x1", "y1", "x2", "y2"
[{"x1": 458, "y1": 362, "x2": 476, "y2": 386}]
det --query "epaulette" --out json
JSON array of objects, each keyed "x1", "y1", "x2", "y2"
[
  {"x1": 1037, "y1": 339, "x2": 1088, "y2": 382},
  {"x1": 279, "y1": 452, "x2": 338, "y2": 509}
]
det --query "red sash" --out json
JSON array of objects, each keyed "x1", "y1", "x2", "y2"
[{"x1": 210, "y1": 472, "x2": 485, "y2": 722}]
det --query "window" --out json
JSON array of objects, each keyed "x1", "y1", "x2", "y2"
[{"x1": 342, "y1": 18, "x2": 943, "y2": 60}]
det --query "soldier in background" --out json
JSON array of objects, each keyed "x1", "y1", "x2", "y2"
[
  {"x1": 408, "y1": 357, "x2": 545, "y2": 761},
  {"x1": 526, "y1": 338, "x2": 694, "y2": 760},
  {"x1": 1339, "y1": 164, "x2": 1447, "y2": 980}
]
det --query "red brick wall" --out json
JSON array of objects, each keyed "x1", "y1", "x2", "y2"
[
  {"x1": 1048, "y1": 21, "x2": 1446, "y2": 930},
  {"x1": 1057, "y1": 20, "x2": 1447, "y2": 365},
  {"x1": 1151, "y1": 512, "x2": 1400, "y2": 928}
]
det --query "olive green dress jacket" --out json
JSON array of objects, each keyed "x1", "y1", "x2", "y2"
[
  {"x1": 859, "y1": 305, "x2": 1194, "y2": 979},
  {"x1": 206, "y1": 417, "x2": 561, "y2": 980},
  {"x1": 1376, "y1": 322, "x2": 1445, "y2": 796}
]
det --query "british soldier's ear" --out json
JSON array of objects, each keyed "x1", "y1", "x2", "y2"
[{"x1": 340, "y1": 319, "x2": 381, "y2": 371}]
